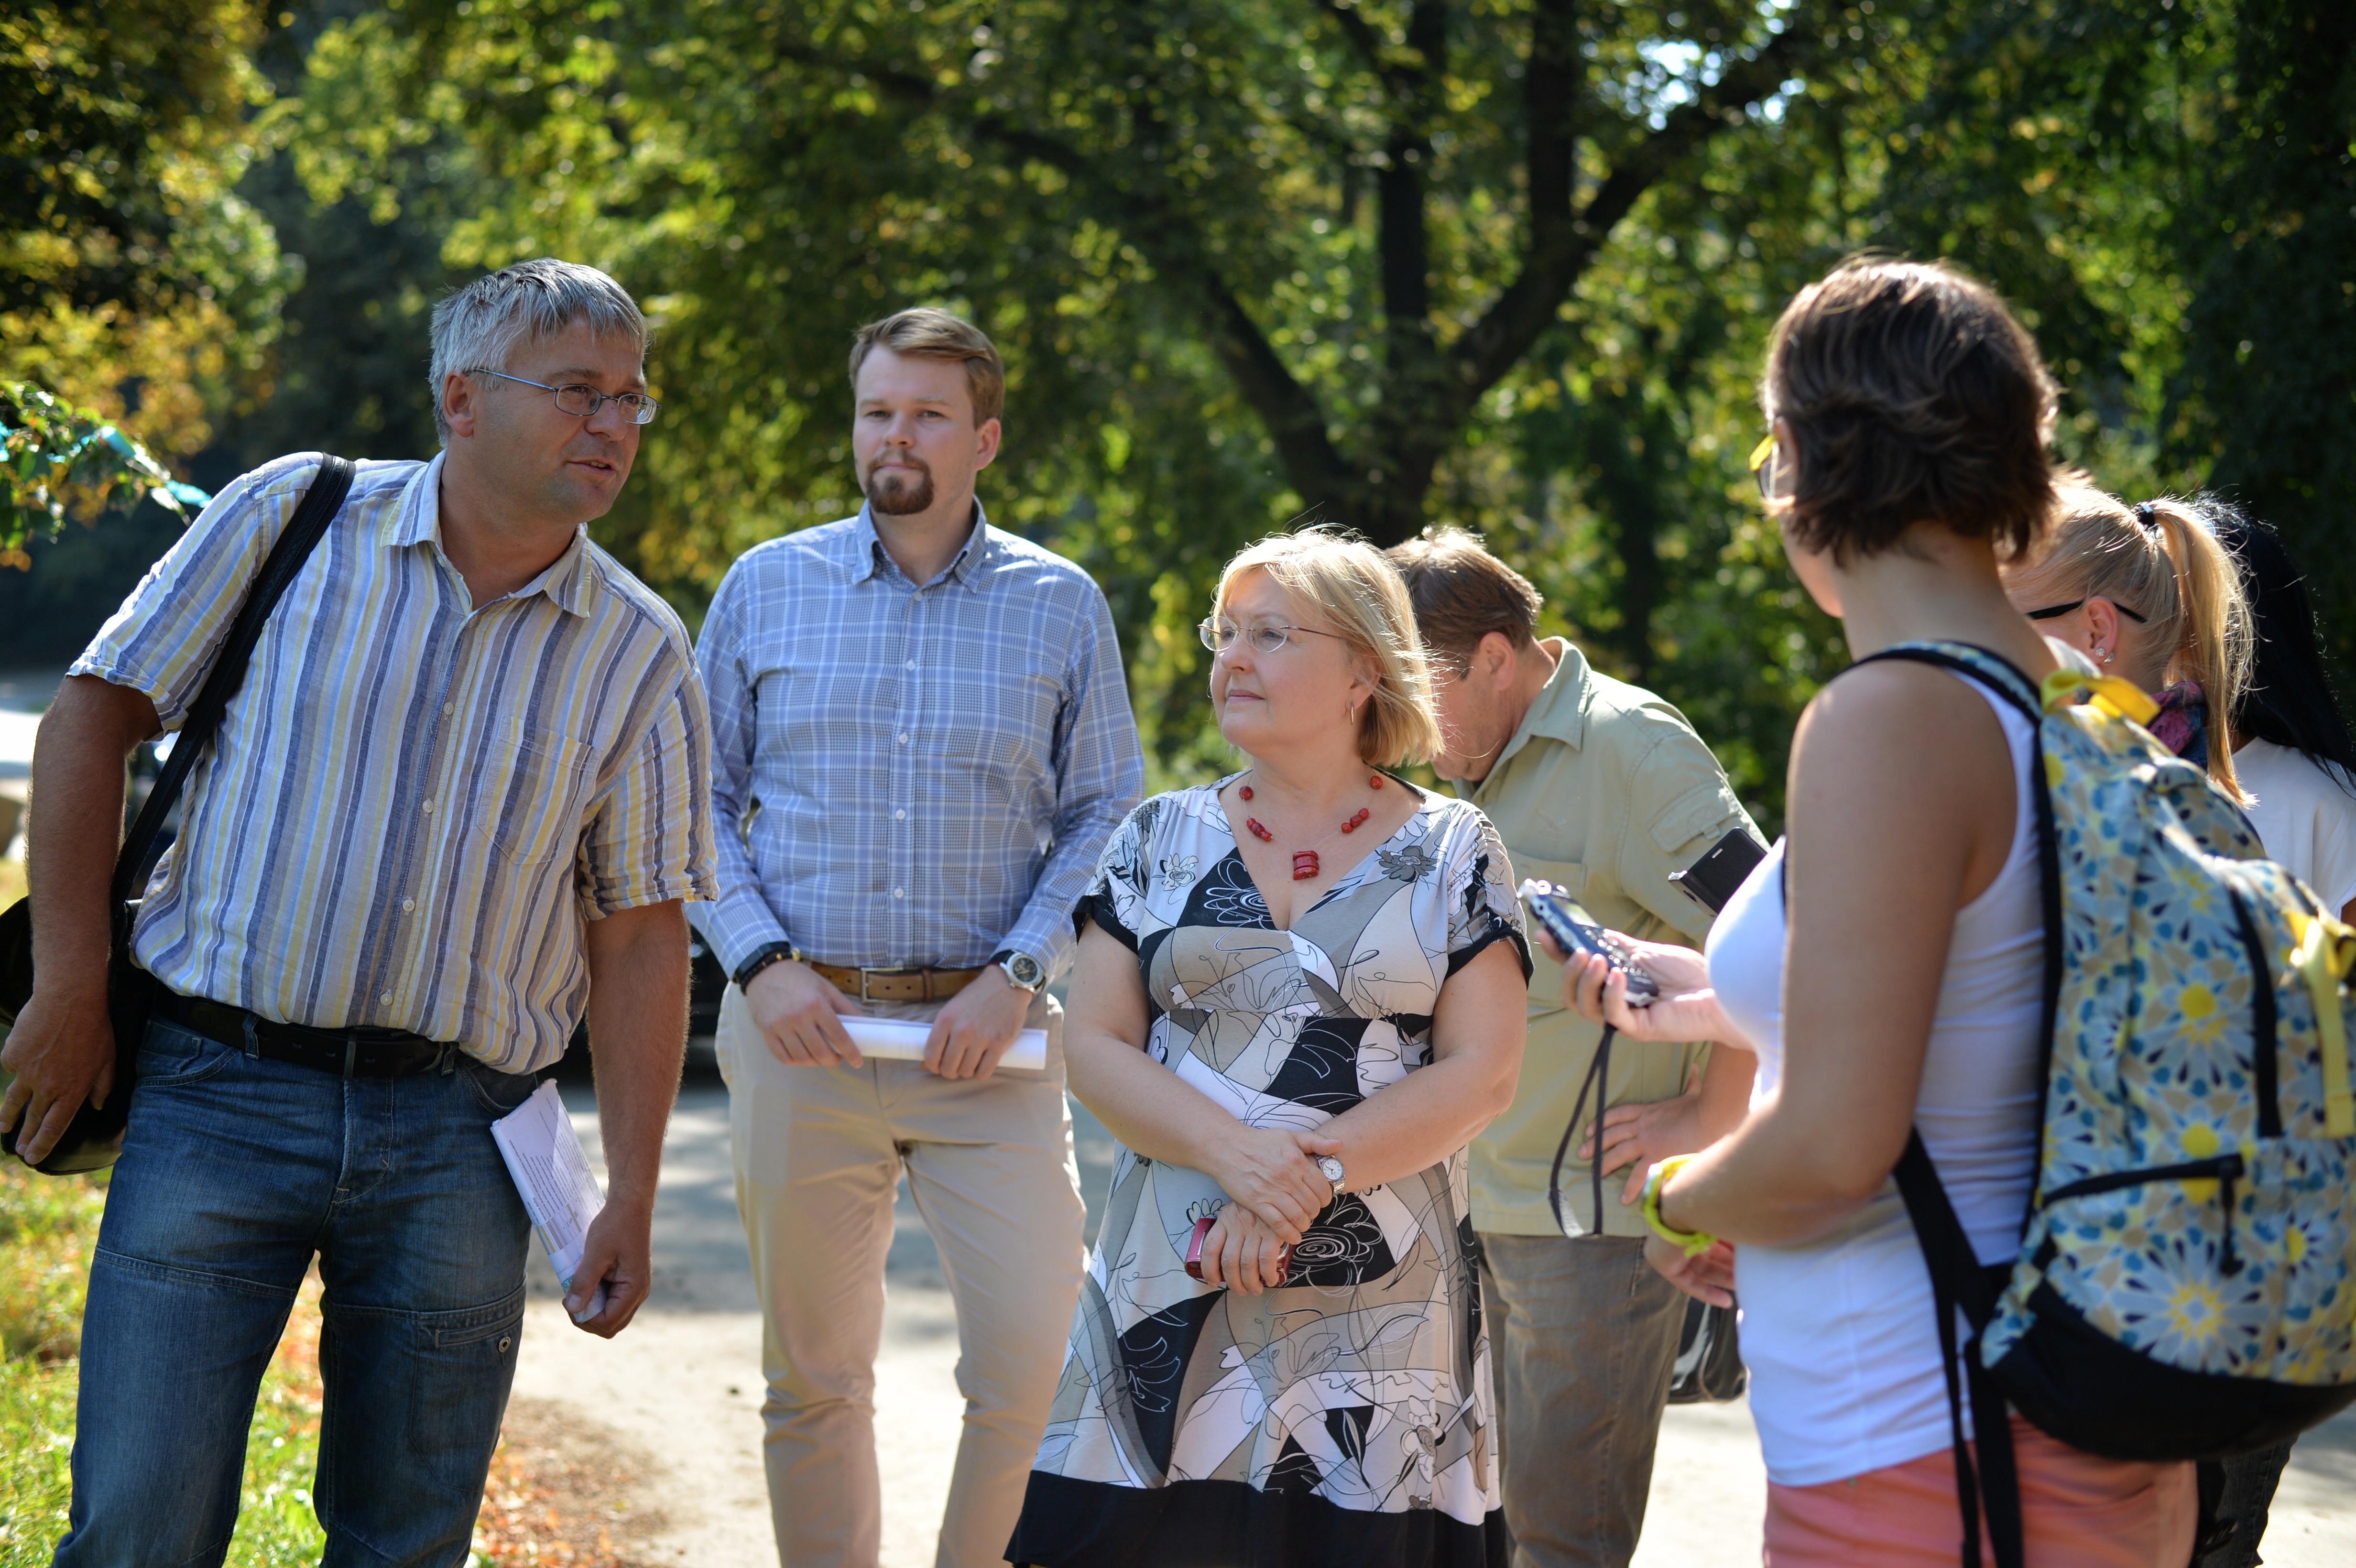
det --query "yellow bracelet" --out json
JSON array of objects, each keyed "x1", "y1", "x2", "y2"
[{"x1": 1641, "y1": 1154, "x2": 1717, "y2": 1258}]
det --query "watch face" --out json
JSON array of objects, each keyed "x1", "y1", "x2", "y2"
[
  {"x1": 1006, "y1": 953, "x2": 1043, "y2": 988},
  {"x1": 1318, "y1": 1155, "x2": 1346, "y2": 1186}
]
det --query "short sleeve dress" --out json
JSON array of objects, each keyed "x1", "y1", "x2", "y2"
[{"x1": 1006, "y1": 777, "x2": 1529, "y2": 1568}]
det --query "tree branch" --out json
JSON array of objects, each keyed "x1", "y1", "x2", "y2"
[
  {"x1": 1446, "y1": 8, "x2": 1826, "y2": 412},
  {"x1": 967, "y1": 112, "x2": 1354, "y2": 500},
  {"x1": 763, "y1": 39, "x2": 1354, "y2": 499}
]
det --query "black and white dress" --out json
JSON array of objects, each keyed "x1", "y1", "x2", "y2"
[{"x1": 1007, "y1": 778, "x2": 1527, "y2": 1568}]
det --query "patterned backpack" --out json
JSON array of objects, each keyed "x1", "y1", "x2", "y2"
[{"x1": 1859, "y1": 642, "x2": 2356, "y2": 1568}]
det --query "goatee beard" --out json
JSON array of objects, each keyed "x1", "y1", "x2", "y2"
[{"x1": 865, "y1": 464, "x2": 936, "y2": 516}]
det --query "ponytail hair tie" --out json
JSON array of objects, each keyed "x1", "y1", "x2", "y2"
[{"x1": 2132, "y1": 501, "x2": 2158, "y2": 532}]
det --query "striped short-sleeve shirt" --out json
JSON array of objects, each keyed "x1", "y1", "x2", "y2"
[{"x1": 69, "y1": 451, "x2": 719, "y2": 1072}]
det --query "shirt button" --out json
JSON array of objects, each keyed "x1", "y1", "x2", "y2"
[
  {"x1": 380, "y1": 991, "x2": 393, "y2": 1005},
  {"x1": 421, "y1": 799, "x2": 435, "y2": 813},
  {"x1": 442, "y1": 702, "x2": 456, "y2": 717},
  {"x1": 896, "y1": 733, "x2": 908, "y2": 744},
  {"x1": 893, "y1": 888, "x2": 905, "y2": 899},
  {"x1": 894, "y1": 809, "x2": 906, "y2": 821},
  {"x1": 905, "y1": 659, "x2": 916, "y2": 670},
  {"x1": 401, "y1": 898, "x2": 415, "y2": 912}
]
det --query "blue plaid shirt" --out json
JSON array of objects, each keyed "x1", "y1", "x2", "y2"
[{"x1": 691, "y1": 504, "x2": 1143, "y2": 982}]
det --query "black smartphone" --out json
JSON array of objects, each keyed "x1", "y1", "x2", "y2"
[
  {"x1": 1667, "y1": 827, "x2": 1770, "y2": 917},
  {"x1": 1517, "y1": 879, "x2": 1659, "y2": 1005}
]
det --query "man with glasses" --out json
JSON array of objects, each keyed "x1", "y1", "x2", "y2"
[
  {"x1": 4, "y1": 258, "x2": 716, "y2": 1564},
  {"x1": 1386, "y1": 527, "x2": 1756, "y2": 1568},
  {"x1": 692, "y1": 307, "x2": 1141, "y2": 1568}
]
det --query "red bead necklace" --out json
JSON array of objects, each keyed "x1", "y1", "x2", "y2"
[{"x1": 1239, "y1": 773, "x2": 1385, "y2": 880}]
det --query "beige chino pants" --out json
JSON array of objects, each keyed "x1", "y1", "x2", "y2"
[{"x1": 714, "y1": 982, "x2": 1087, "y2": 1568}]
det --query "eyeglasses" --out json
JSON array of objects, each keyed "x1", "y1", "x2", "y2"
[
  {"x1": 1749, "y1": 434, "x2": 1791, "y2": 502},
  {"x1": 1198, "y1": 618, "x2": 1345, "y2": 655},
  {"x1": 2024, "y1": 597, "x2": 2149, "y2": 624},
  {"x1": 468, "y1": 368, "x2": 661, "y2": 425}
]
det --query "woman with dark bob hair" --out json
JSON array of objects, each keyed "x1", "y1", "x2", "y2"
[{"x1": 1557, "y1": 257, "x2": 2197, "y2": 1564}]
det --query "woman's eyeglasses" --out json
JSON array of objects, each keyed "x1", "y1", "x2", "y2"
[
  {"x1": 2024, "y1": 597, "x2": 2149, "y2": 624},
  {"x1": 1198, "y1": 618, "x2": 1345, "y2": 655}
]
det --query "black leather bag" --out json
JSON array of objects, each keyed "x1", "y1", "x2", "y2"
[{"x1": 0, "y1": 456, "x2": 355, "y2": 1174}]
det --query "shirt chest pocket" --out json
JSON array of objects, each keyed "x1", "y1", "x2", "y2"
[{"x1": 481, "y1": 722, "x2": 597, "y2": 869}]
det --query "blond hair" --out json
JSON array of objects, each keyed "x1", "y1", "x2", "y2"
[
  {"x1": 2010, "y1": 474, "x2": 2253, "y2": 799},
  {"x1": 1215, "y1": 527, "x2": 1443, "y2": 769},
  {"x1": 848, "y1": 307, "x2": 1004, "y2": 424}
]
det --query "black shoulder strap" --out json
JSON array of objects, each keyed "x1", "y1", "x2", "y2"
[
  {"x1": 111, "y1": 456, "x2": 356, "y2": 904},
  {"x1": 1849, "y1": 641, "x2": 2043, "y2": 724}
]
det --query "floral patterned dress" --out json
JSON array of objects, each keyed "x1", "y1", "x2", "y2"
[{"x1": 1006, "y1": 778, "x2": 1528, "y2": 1568}]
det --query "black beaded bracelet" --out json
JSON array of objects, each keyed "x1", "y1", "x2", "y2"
[{"x1": 732, "y1": 942, "x2": 799, "y2": 990}]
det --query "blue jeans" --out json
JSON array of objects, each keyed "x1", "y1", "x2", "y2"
[{"x1": 54, "y1": 1015, "x2": 537, "y2": 1567}]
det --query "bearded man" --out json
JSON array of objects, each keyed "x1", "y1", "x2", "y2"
[{"x1": 690, "y1": 308, "x2": 1142, "y2": 1568}]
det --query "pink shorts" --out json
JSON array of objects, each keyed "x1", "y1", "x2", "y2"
[{"x1": 1763, "y1": 1416, "x2": 2196, "y2": 1567}]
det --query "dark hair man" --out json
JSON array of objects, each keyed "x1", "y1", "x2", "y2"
[
  {"x1": 692, "y1": 307, "x2": 1143, "y2": 1567},
  {"x1": 1387, "y1": 527, "x2": 1756, "y2": 1568},
  {"x1": 2, "y1": 258, "x2": 717, "y2": 1563}
]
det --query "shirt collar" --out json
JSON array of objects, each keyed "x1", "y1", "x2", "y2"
[
  {"x1": 1487, "y1": 637, "x2": 1592, "y2": 776},
  {"x1": 390, "y1": 451, "x2": 595, "y2": 617},
  {"x1": 849, "y1": 500, "x2": 993, "y2": 592}
]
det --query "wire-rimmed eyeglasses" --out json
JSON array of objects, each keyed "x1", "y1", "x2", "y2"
[
  {"x1": 468, "y1": 368, "x2": 661, "y2": 425},
  {"x1": 1198, "y1": 617, "x2": 1345, "y2": 655}
]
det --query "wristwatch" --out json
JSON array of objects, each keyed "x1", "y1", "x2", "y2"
[
  {"x1": 733, "y1": 941, "x2": 800, "y2": 990},
  {"x1": 1317, "y1": 1155, "x2": 1347, "y2": 1196},
  {"x1": 992, "y1": 949, "x2": 1046, "y2": 993}
]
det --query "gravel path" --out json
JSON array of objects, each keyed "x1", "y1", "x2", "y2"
[{"x1": 520, "y1": 1069, "x2": 2356, "y2": 1568}]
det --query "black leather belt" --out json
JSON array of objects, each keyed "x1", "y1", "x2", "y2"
[{"x1": 153, "y1": 990, "x2": 453, "y2": 1079}]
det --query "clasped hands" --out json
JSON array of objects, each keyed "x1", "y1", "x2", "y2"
[{"x1": 1195, "y1": 1122, "x2": 1342, "y2": 1297}]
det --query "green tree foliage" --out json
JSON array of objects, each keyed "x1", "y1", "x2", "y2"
[
  {"x1": 0, "y1": 381, "x2": 207, "y2": 561},
  {"x1": 1, "y1": 0, "x2": 292, "y2": 463}
]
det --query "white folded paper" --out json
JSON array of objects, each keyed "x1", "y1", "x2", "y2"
[
  {"x1": 490, "y1": 1080, "x2": 609, "y2": 1318},
  {"x1": 840, "y1": 1016, "x2": 1047, "y2": 1072}
]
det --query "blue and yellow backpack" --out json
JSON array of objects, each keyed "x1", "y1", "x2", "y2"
[{"x1": 1861, "y1": 642, "x2": 2356, "y2": 1568}]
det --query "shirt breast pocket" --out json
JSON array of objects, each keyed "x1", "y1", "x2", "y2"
[{"x1": 485, "y1": 723, "x2": 597, "y2": 870}]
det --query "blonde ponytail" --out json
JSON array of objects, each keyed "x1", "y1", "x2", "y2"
[
  {"x1": 2007, "y1": 473, "x2": 2254, "y2": 800},
  {"x1": 2144, "y1": 498, "x2": 2253, "y2": 800}
]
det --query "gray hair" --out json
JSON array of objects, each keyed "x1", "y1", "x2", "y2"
[{"x1": 427, "y1": 259, "x2": 651, "y2": 444}]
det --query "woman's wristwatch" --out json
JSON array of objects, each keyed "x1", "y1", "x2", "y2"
[{"x1": 1317, "y1": 1155, "x2": 1346, "y2": 1196}]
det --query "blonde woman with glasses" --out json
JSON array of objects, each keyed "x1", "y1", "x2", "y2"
[{"x1": 1006, "y1": 528, "x2": 1529, "y2": 1568}]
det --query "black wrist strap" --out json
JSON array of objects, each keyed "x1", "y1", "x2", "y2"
[{"x1": 733, "y1": 941, "x2": 798, "y2": 989}]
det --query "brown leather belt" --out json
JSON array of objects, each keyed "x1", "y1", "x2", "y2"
[{"x1": 808, "y1": 963, "x2": 986, "y2": 1004}]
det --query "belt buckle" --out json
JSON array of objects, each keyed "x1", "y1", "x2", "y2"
[{"x1": 860, "y1": 967, "x2": 922, "y2": 1003}]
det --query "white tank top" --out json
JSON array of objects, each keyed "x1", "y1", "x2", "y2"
[{"x1": 1705, "y1": 671, "x2": 2044, "y2": 1487}]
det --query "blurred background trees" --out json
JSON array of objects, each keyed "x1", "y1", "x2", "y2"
[{"x1": 4, "y1": 0, "x2": 2350, "y2": 823}]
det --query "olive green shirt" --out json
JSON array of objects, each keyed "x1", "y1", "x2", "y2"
[{"x1": 1451, "y1": 640, "x2": 1759, "y2": 1238}]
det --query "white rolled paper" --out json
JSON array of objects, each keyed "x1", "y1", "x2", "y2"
[{"x1": 840, "y1": 1016, "x2": 1047, "y2": 1071}]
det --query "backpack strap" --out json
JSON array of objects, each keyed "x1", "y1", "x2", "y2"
[
  {"x1": 1895, "y1": 1134, "x2": 2028, "y2": 1568},
  {"x1": 111, "y1": 455, "x2": 356, "y2": 905},
  {"x1": 1842, "y1": 640, "x2": 2063, "y2": 1568}
]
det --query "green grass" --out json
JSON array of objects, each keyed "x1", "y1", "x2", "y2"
[{"x1": 0, "y1": 1160, "x2": 328, "y2": 1565}]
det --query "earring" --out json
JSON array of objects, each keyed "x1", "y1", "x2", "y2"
[{"x1": 2097, "y1": 646, "x2": 2113, "y2": 665}]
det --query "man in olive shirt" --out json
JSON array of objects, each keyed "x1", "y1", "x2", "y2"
[{"x1": 1389, "y1": 529, "x2": 1757, "y2": 1568}]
